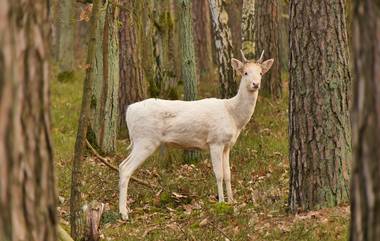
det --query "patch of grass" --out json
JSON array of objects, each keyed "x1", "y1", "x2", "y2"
[
  {"x1": 57, "y1": 71, "x2": 75, "y2": 83},
  {"x1": 212, "y1": 202, "x2": 234, "y2": 215}
]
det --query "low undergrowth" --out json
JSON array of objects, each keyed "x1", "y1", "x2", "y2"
[{"x1": 52, "y1": 71, "x2": 349, "y2": 241}]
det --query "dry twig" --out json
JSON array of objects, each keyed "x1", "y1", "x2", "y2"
[{"x1": 85, "y1": 139, "x2": 157, "y2": 190}]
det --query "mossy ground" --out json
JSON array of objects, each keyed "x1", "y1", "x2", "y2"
[{"x1": 52, "y1": 70, "x2": 349, "y2": 240}]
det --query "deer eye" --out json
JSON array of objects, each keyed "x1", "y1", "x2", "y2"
[
  {"x1": 244, "y1": 72, "x2": 248, "y2": 76},
  {"x1": 260, "y1": 72, "x2": 263, "y2": 76}
]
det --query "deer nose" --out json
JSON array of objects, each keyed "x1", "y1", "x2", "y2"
[{"x1": 252, "y1": 83, "x2": 260, "y2": 89}]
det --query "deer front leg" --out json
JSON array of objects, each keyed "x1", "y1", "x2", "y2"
[
  {"x1": 210, "y1": 144, "x2": 224, "y2": 202},
  {"x1": 223, "y1": 146, "x2": 234, "y2": 203}
]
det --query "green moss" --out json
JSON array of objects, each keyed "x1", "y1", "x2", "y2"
[
  {"x1": 159, "y1": 191, "x2": 172, "y2": 207},
  {"x1": 101, "y1": 211, "x2": 120, "y2": 225},
  {"x1": 148, "y1": 78, "x2": 161, "y2": 98},
  {"x1": 213, "y1": 202, "x2": 234, "y2": 216},
  {"x1": 157, "y1": 12, "x2": 174, "y2": 31},
  {"x1": 57, "y1": 71, "x2": 75, "y2": 83},
  {"x1": 166, "y1": 87, "x2": 179, "y2": 100}
]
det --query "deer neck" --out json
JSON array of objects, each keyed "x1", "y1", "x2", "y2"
[{"x1": 225, "y1": 82, "x2": 259, "y2": 130}]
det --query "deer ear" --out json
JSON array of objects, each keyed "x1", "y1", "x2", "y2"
[
  {"x1": 231, "y1": 58, "x2": 244, "y2": 75},
  {"x1": 261, "y1": 59, "x2": 274, "y2": 75}
]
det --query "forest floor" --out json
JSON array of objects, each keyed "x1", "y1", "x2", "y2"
[{"x1": 52, "y1": 71, "x2": 349, "y2": 241}]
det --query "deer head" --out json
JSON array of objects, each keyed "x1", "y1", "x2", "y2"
[{"x1": 231, "y1": 50, "x2": 274, "y2": 92}]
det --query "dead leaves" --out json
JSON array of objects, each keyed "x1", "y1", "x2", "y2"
[{"x1": 79, "y1": 4, "x2": 92, "y2": 22}]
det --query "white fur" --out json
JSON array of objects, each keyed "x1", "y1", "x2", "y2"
[{"x1": 119, "y1": 58, "x2": 274, "y2": 220}]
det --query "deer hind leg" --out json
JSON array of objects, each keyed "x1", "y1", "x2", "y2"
[
  {"x1": 210, "y1": 144, "x2": 225, "y2": 202},
  {"x1": 119, "y1": 140, "x2": 158, "y2": 220}
]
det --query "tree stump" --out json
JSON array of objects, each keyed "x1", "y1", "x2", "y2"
[{"x1": 84, "y1": 201, "x2": 105, "y2": 241}]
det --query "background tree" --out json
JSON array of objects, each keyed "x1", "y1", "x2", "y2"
[
  {"x1": 178, "y1": 0, "x2": 201, "y2": 163},
  {"x1": 255, "y1": 0, "x2": 282, "y2": 98},
  {"x1": 288, "y1": 0, "x2": 352, "y2": 212},
  {"x1": 192, "y1": 0, "x2": 215, "y2": 82},
  {"x1": 0, "y1": 0, "x2": 57, "y2": 240},
  {"x1": 70, "y1": 0, "x2": 101, "y2": 238},
  {"x1": 350, "y1": 1, "x2": 380, "y2": 240},
  {"x1": 241, "y1": 0, "x2": 256, "y2": 58},
  {"x1": 153, "y1": 0, "x2": 179, "y2": 98},
  {"x1": 56, "y1": 0, "x2": 75, "y2": 77},
  {"x1": 209, "y1": 0, "x2": 237, "y2": 98},
  {"x1": 118, "y1": 0, "x2": 146, "y2": 135},
  {"x1": 89, "y1": 0, "x2": 120, "y2": 154},
  {"x1": 278, "y1": 0, "x2": 289, "y2": 72}
]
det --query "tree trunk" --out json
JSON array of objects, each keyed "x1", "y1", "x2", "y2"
[
  {"x1": 178, "y1": 0, "x2": 201, "y2": 163},
  {"x1": 0, "y1": 0, "x2": 57, "y2": 240},
  {"x1": 56, "y1": 0, "x2": 75, "y2": 74},
  {"x1": 208, "y1": 0, "x2": 237, "y2": 98},
  {"x1": 241, "y1": 0, "x2": 255, "y2": 59},
  {"x1": 350, "y1": 1, "x2": 380, "y2": 240},
  {"x1": 118, "y1": 0, "x2": 146, "y2": 136},
  {"x1": 151, "y1": 0, "x2": 179, "y2": 99},
  {"x1": 89, "y1": 1, "x2": 120, "y2": 154},
  {"x1": 288, "y1": 0, "x2": 352, "y2": 212},
  {"x1": 225, "y1": 0, "x2": 243, "y2": 59},
  {"x1": 255, "y1": 0, "x2": 282, "y2": 98},
  {"x1": 70, "y1": 0, "x2": 101, "y2": 239},
  {"x1": 278, "y1": 0, "x2": 289, "y2": 72},
  {"x1": 192, "y1": 0, "x2": 214, "y2": 82}
]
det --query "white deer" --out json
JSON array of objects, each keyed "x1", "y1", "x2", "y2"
[{"x1": 119, "y1": 50, "x2": 274, "y2": 220}]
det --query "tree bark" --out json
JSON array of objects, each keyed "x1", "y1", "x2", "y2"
[
  {"x1": 241, "y1": 0, "x2": 256, "y2": 59},
  {"x1": 255, "y1": 0, "x2": 282, "y2": 98},
  {"x1": 0, "y1": 0, "x2": 57, "y2": 240},
  {"x1": 208, "y1": 0, "x2": 237, "y2": 98},
  {"x1": 178, "y1": 0, "x2": 201, "y2": 163},
  {"x1": 192, "y1": 0, "x2": 214, "y2": 82},
  {"x1": 225, "y1": 0, "x2": 243, "y2": 59},
  {"x1": 288, "y1": 0, "x2": 352, "y2": 212},
  {"x1": 118, "y1": 0, "x2": 146, "y2": 135},
  {"x1": 56, "y1": 0, "x2": 75, "y2": 74},
  {"x1": 70, "y1": 0, "x2": 101, "y2": 239},
  {"x1": 350, "y1": 1, "x2": 380, "y2": 240},
  {"x1": 152, "y1": 0, "x2": 179, "y2": 99},
  {"x1": 89, "y1": 1, "x2": 120, "y2": 154},
  {"x1": 278, "y1": 0, "x2": 289, "y2": 72}
]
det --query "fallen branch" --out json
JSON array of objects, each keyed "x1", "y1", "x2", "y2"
[
  {"x1": 210, "y1": 220, "x2": 233, "y2": 241},
  {"x1": 85, "y1": 139, "x2": 157, "y2": 190}
]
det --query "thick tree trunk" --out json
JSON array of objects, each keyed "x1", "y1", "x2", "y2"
[
  {"x1": 89, "y1": 1, "x2": 120, "y2": 154},
  {"x1": 350, "y1": 1, "x2": 380, "y2": 240},
  {"x1": 0, "y1": 0, "x2": 57, "y2": 240},
  {"x1": 56, "y1": 0, "x2": 75, "y2": 74},
  {"x1": 208, "y1": 0, "x2": 237, "y2": 98},
  {"x1": 140, "y1": 0, "x2": 179, "y2": 99},
  {"x1": 192, "y1": 0, "x2": 214, "y2": 82},
  {"x1": 241, "y1": 0, "x2": 256, "y2": 59},
  {"x1": 118, "y1": 0, "x2": 146, "y2": 135},
  {"x1": 288, "y1": 0, "x2": 352, "y2": 212},
  {"x1": 255, "y1": 0, "x2": 282, "y2": 98},
  {"x1": 70, "y1": 0, "x2": 101, "y2": 239},
  {"x1": 179, "y1": 0, "x2": 201, "y2": 163}
]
